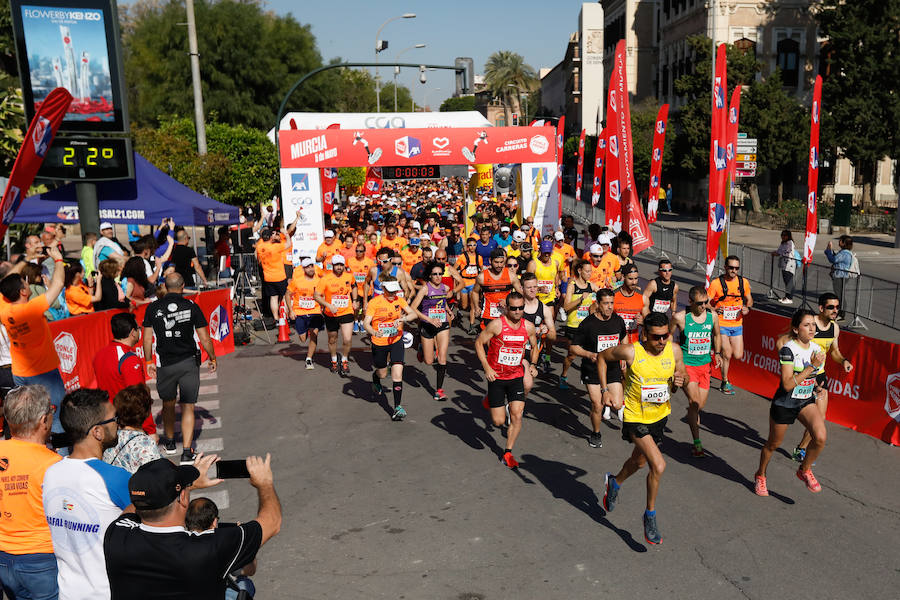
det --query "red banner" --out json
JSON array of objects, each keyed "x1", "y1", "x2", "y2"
[
  {"x1": 279, "y1": 126, "x2": 557, "y2": 169},
  {"x1": 574, "y1": 129, "x2": 586, "y2": 202},
  {"x1": 591, "y1": 128, "x2": 607, "y2": 207},
  {"x1": 556, "y1": 117, "x2": 565, "y2": 219},
  {"x1": 605, "y1": 52, "x2": 622, "y2": 232},
  {"x1": 720, "y1": 86, "x2": 741, "y2": 258},
  {"x1": 363, "y1": 167, "x2": 383, "y2": 196},
  {"x1": 50, "y1": 290, "x2": 235, "y2": 392},
  {"x1": 647, "y1": 104, "x2": 669, "y2": 223},
  {"x1": 0, "y1": 87, "x2": 72, "y2": 238},
  {"x1": 321, "y1": 167, "x2": 337, "y2": 215},
  {"x1": 709, "y1": 310, "x2": 900, "y2": 446},
  {"x1": 805, "y1": 75, "x2": 822, "y2": 265},
  {"x1": 705, "y1": 43, "x2": 728, "y2": 287}
]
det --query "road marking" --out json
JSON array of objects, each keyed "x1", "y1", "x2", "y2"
[
  {"x1": 174, "y1": 418, "x2": 222, "y2": 431},
  {"x1": 198, "y1": 489, "x2": 229, "y2": 510},
  {"x1": 195, "y1": 437, "x2": 224, "y2": 452}
]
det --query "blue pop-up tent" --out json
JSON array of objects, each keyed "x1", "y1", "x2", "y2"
[{"x1": 13, "y1": 153, "x2": 240, "y2": 226}]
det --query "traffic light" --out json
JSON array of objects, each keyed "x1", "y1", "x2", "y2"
[
  {"x1": 454, "y1": 57, "x2": 474, "y2": 96},
  {"x1": 512, "y1": 113, "x2": 519, "y2": 126},
  {"x1": 419, "y1": 65, "x2": 427, "y2": 84}
]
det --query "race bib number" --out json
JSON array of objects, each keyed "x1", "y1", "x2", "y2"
[
  {"x1": 687, "y1": 333, "x2": 711, "y2": 356},
  {"x1": 377, "y1": 322, "x2": 398, "y2": 337},
  {"x1": 465, "y1": 266, "x2": 478, "y2": 276},
  {"x1": 576, "y1": 306, "x2": 590, "y2": 321},
  {"x1": 597, "y1": 334, "x2": 619, "y2": 352},
  {"x1": 622, "y1": 313, "x2": 637, "y2": 332},
  {"x1": 722, "y1": 306, "x2": 741, "y2": 321},
  {"x1": 792, "y1": 377, "x2": 816, "y2": 400},
  {"x1": 652, "y1": 299, "x2": 671, "y2": 313},
  {"x1": 537, "y1": 280, "x2": 553, "y2": 295},
  {"x1": 640, "y1": 384, "x2": 670, "y2": 404},
  {"x1": 428, "y1": 308, "x2": 447, "y2": 323},
  {"x1": 488, "y1": 302, "x2": 501, "y2": 318},
  {"x1": 354, "y1": 273, "x2": 366, "y2": 283},
  {"x1": 297, "y1": 297, "x2": 316, "y2": 310},
  {"x1": 397, "y1": 290, "x2": 404, "y2": 298},
  {"x1": 332, "y1": 295, "x2": 350, "y2": 309},
  {"x1": 497, "y1": 346, "x2": 524, "y2": 366}
]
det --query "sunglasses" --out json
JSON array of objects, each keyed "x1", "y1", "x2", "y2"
[
  {"x1": 92, "y1": 415, "x2": 119, "y2": 428},
  {"x1": 824, "y1": 304, "x2": 840, "y2": 310},
  {"x1": 590, "y1": 254, "x2": 602, "y2": 259},
  {"x1": 659, "y1": 268, "x2": 672, "y2": 273},
  {"x1": 726, "y1": 265, "x2": 740, "y2": 270},
  {"x1": 391, "y1": 262, "x2": 402, "y2": 266},
  {"x1": 430, "y1": 271, "x2": 443, "y2": 277},
  {"x1": 379, "y1": 259, "x2": 390, "y2": 263},
  {"x1": 507, "y1": 305, "x2": 525, "y2": 311},
  {"x1": 647, "y1": 333, "x2": 669, "y2": 341}
]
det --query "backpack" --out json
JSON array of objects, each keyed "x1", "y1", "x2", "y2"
[
  {"x1": 848, "y1": 253, "x2": 860, "y2": 278},
  {"x1": 717, "y1": 274, "x2": 746, "y2": 302}
]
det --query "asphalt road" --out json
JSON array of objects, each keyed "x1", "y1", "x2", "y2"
[{"x1": 196, "y1": 326, "x2": 899, "y2": 600}]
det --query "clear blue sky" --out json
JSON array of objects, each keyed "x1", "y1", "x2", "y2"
[{"x1": 263, "y1": 0, "x2": 587, "y2": 109}]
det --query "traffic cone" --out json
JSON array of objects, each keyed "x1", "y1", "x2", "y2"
[{"x1": 277, "y1": 299, "x2": 291, "y2": 343}]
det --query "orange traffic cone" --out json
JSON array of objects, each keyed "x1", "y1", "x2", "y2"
[{"x1": 277, "y1": 299, "x2": 291, "y2": 343}]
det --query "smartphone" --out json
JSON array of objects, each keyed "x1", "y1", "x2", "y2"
[{"x1": 215, "y1": 460, "x2": 250, "y2": 479}]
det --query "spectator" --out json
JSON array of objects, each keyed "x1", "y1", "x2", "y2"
[
  {"x1": 102, "y1": 384, "x2": 160, "y2": 473},
  {"x1": 93, "y1": 222, "x2": 126, "y2": 267},
  {"x1": 214, "y1": 226, "x2": 232, "y2": 279},
  {"x1": 127, "y1": 224, "x2": 141, "y2": 250},
  {"x1": 80, "y1": 232, "x2": 98, "y2": 277},
  {"x1": 105, "y1": 454, "x2": 280, "y2": 600},
  {"x1": 40, "y1": 228, "x2": 64, "y2": 258},
  {"x1": 0, "y1": 385, "x2": 62, "y2": 600},
  {"x1": 665, "y1": 183, "x2": 673, "y2": 212},
  {"x1": 93, "y1": 259, "x2": 129, "y2": 312},
  {"x1": 92, "y1": 313, "x2": 153, "y2": 435},
  {"x1": 171, "y1": 229, "x2": 208, "y2": 289},
  {"x1": 22, "y1": 234, "x2": 45, "y2": 264},
  {"x1": 143, "y1": 273, "x2": 217, "y2": 463},
  {"x1": 772, "y1": 230, "x2": 798, "y2": 304},
  {"x1": 154, "y1": 220, "x2": 175, "y2": 264},
  {"x1": 0, "y1": 246, "x2": 67, "y2": 439},
  {"x1": 65, "y1": 263, "x2": 100, "y2": 316},
  {"x1": 133, "y1": 232, "x2": 172, "y2": 286},
  {"x1": 43, "y1": 388, "x2": 132, "y2": 600},
  {"x1": 185, "y1": 498, "x2": 257, "y2": 600},
  {"x1": 120, "y1": 256, "x2": 154, "y2": 305},
  {"x1": 825, "y1": 235, "x2": 855, "y2": 320},
  {"x1": 256, "y1": 227, "x2": 290, "y2": 321}
]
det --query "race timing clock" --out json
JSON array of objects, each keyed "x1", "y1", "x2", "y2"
[
  {"x1": 382, "y1": 165, "x2": 440, "y2": 180},
  {"x1": 37, "y1": 136, "x2": 134, "y2": 181}
]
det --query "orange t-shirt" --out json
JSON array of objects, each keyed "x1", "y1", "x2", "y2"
[
  {"x1": 553, "y1": 243, "x2": 576, "y2": 279},
  {"x1": 337, "y1": 246, "x2": 355, "y2": 264},
  {"x1": 66, "y1": 283, "x2": 94, "y2": 315},
  {"x1": 347, "y1": 257, "x2": 374, "y2": 295},
  {"x1": 379, "y1": 236, "x2": 407, "y2": 254},
  {"x1": 586, "y1": 260, "x2": 607, "y2": 287},
  {"x1": 366, "y1": 294, "x2": 408, "y2": 346},
  {"x1": 256, "y1": 240, "x2": 287, "y2": 282},
  {"x1": 317, "y1": 272, "x2": 355, "y2": 317},
  {"x1": 316, "y1": 241, "x2": 340, "y2": 266},
  {"x1": 364, "y1": 243, "x2": 377, "y2": 260},
  {"x1": 708, "y1": 276, "x2": 751, "y2": 327},
  {"x1": 597, "y1": 253, "x2": 620, "y2": 289},
  {"x1": 614, "y1": 289, "x2": 644, "y2": 342},
  {"x1": 287, "y1": 274, "x2": 320, "y2": 316},
  {"x1": 0, "y1": 439, "x2": 62, "y2": 554},
  {"x1": 400, "y1": 249, "x2": 423, "y2": 273},
  {"x1": 456, "y1": 252, "x2": 481, "y2": 281},
  {"x1": 0, "y1": 295, "x2": 60, "y2": 377}
]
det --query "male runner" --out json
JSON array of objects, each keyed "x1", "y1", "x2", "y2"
[
  {"x1": 315, "y1": 254, "x2": 357, "y2": 376},
  {"x1": 315, "y1": 229, "x2": 340, "y2": 274},
  {"x1": 473, "y1": 248, "x2": 522, "y2": 329},
  {"x1": 475, "y1": 292, "x2": 539, "y2": 469},
  {"x1": 527, "y1": 240, "x2": 561, "y2": 371},
  {"x1": 707, "y1": 255, "x2": 752, "y2": 394},
  {"x1": 559, "y1": 259, "x2": 599, "y2": 389},
  {"x1": 595, "y1": 234, "x2": 619, "y2": 289},
  {"x1": 367, "y1": 248, "x2": 413, "y2": 300},
  {"x1": 643, "y1": 259, "x2": 679, "y2": 316},
  {"x1": 670, "y1": 286, "x2": 722, "y2": 456},
  {"x1": 285, "y1": 258, "x2": 323, "y2": 370},
  {"x1": 520, "y1": 273, "x2": 556, "y2": 396},
  {"x1": 569, "y1": 288, "x2": 627, "y2": 448},
  {"x1": 347, "y1": 243, "x2": 374, "y2": 332},
  {"x1": 599, "y1": 311, "x2": 687, "y2": 545},
  {"x1": 614, "y1": 264, "x2": 644, "y2": 342},
  {"x1": 378, "y1": 225, "x2": 408, "y2": 254},
  {"x1": 364, "y1": 276, "x2": 418, "y2": 421}
]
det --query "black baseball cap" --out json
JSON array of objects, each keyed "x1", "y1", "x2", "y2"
[{"x1": 129, "y1": 459, "x2": 200, "y2": 510}]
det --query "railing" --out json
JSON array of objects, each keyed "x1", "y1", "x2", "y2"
[{"x1": 560, "y1": 195, "x2": 900, "y2": 332}]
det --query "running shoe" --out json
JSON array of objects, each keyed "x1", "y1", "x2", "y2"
[
  {"x1": 791, "y1": 446, "x2": 807, "y2": 462},
  {"x1": 796, "y1": 468, "x2": 822, "y2": 493},
  {"x1": 179, "y1": 448, "x2": 196, "y2": 465},
  {"x1": 754, "y1": 475, "x2": 769, "y2": 497},
  {"x1": 341, "y1": 360, "x2": 350, "y2": 376},
  {"x1": 433, "y1": 389, "x2": 448, "y2": 401},
  {"x1": 602, "y1": 472, "x2": 619, "y2": 512},
  {"x1": 643, "y1": 512, "x2": 662, "y2": 545},
  {"x1": 501, "y1": 452, "x2": 519, "y2": 468},
  {"x1": 779, "y1": 297, "x2": 794, "y2": 304},
  {"x1": 588, "y1": 431, "x2": 603, "y2": 448},
  {"x1": 162, "y1": 437, "x2": 177, "y2": 455},
  {"x1": 391, "y1": 405, "x2": 407, "y2": 421},
  {"x1": 305, "y1": 358, "x2": 314, "y2": 370},
  {"x1": 482, "y1": 395, "x2": 490, "y2": 410},
  {"x1": 692, "y1": 441, "x2": 705, "y2": 458},
  {"x1": 721, "y1": 381, "x2": 735, "y2": 395},
  {"x1": 352, "y1": 321, "x2": 360, "y2": 333},
  {"x1": 558, "y1": 375, "x2": 569, "y2": 390},
  {"x1": 330, "y1": 360, "x2": 339, "y2": 373}
]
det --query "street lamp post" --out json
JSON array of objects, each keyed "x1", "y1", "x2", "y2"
[
  {"x1": 185, "y1": 0, "x2": 206, "y2": 155},
  {"x1": 423, "y1": 87, "x2": 441, "y2": 112},
  {"x1": 394, "y1": 43, "x2": 426, "y2": 111},
  {"x1": 375, "y1": 13, "x2": 416, "y2": 113}
]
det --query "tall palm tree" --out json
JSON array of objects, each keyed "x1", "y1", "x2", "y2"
[{"x1": 483, "y1": 51, "x2": 537, "y2": 125}]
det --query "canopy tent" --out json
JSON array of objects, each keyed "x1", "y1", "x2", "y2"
[{"x1": 13, "y1": 153, "x2": 240, "y2": 226}]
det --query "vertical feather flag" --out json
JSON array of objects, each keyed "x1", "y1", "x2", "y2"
[
  {"x1": 804, "y1": 75, "x2": 822, "y2": 265},
  {"x1": 556, "y1": 116, "x2": 565, "y2": 220},
  {"x1": 575, "y1": 129, "x2": 586, "y2": 202},
  {"x1": 647, "y1": 104, "x2": 670, "y2": 223},
  {"x1": 705, "y1": 43, "x2": 728, "y2": 287},
  {"x1": 591, "y1": 129, "x2": 607, "y2": 207},
  {"x1": 720, "y1": 86, "x2": 741, "y2": 258},
  {"x1": 605, "y1": 62, "x2": 622, "y2": 232}
]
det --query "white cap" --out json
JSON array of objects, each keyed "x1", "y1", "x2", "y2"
[
  {"x1": 500, "y1": 226, "x2": 510, "y2": 233},
  {"x1": 411, "y1": 221, "x2": 421, "y2": 229},
  {"x1": 324, "y1": 230, "x2": 335, "y2": 238},
  {"x1": 554, "y1": 231, "x2": 564, "y2": 241},
  {"x1": 513, "y1": 230, "x2": 527, "y2": 242},
  {"x1": 382, "y1": 280, "x2": 401, "y2": 293},
  {"x1": 331, "y1": 254, "x2": 345, "y2": 265},
  {"x1": 301, "y1": 257, "x2": 315, "y2": 267},
  {"x1": 100, "y1": 222, "x2": 113, "y2": 230},
  {"x1": 597, "y1": 234, "x2": 613, "y2": 246},
  {"x1": 589, "y1": 243, "x2": 603, "y2": 255}
]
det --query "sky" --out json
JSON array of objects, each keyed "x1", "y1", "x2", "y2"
[{"x1": 263, "y1": 0, "x2": 588, "y2": 109}]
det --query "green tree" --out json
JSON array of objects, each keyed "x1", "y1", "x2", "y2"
[
  {"x1": 483, "y1": 51, "x2": 538, "y2": 127},
  {"x1": 0, "y1": 2, "x2": 25, "y2": 173},
  {"x1": 816, "y1": 0, "x2": 900, "y2": 207},
  {"x1": 338, "y1": 167, "x2": 365, "y2": 195},
  {"x1": 440, "y1": 96, "x2": 475, "y2": 112}
]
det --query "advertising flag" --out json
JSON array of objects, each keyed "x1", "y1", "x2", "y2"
[
  {"x1": 320, "y1": 167, "x2": 337, "y2": 216},
  {"x1": 556, "y1": 116, "x2": 565, "y2": 219},
  {"x1": 647, "y1": 103, "x2": 669, "y2": 223},
  {"x1": 605, "y1": 64, "x2": 621, "y2": 232},
  {"x1": 705, "y1": 43, "x2": 728, "y2": 287},
  {"x1": 0, "y1": 87, "x2": 72, "y2": 239},
  {"x1": 363, "y1": 167, "x2": 383, "y2": 197},
  {"x1": 574, "y1": 129, "x2": 586, "y2": 202},
  {"x1": 591, "y1": 128, "x2": 607, "y2": 207},
  {"x1": 804, "y1": 75, "x2": 822, "y2": 265},
  {"x1": 720, "y1": 85, "x2": 741, "y2": 258}
]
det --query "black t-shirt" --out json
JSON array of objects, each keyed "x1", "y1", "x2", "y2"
[
  {"x1": 142, "y1": 293, "x2": 208, "y2": 366},
  {"x1": 171, "y1": 244, "x2": 198, "y2": 287},
  {"x1": 410, "y1": 260, "x2": 427, "y2": 284},
  {"x1": 104, "y1": 513, "x2": 263, "y2": 600},
  {"x1": 572, "y1": 313, "x2": 627, "y2": 376},
  {"x1": 94, "y1": 277, "x2": 129, "y2": 311}
]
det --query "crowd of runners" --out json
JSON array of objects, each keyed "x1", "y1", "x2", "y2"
[{"x1": 254, "y1": 177, "x2": 854, "y2": 545}]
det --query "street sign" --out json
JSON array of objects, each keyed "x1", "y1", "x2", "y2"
[
  {"x1": 735, "y1": 161, "x2": 757, "y2": 169},
  {"x1": 736, "y1": 137, "x2": 757, "y2": 145},
  {"x1": 736, "y1": 168, "x2": 756, "y2": 178},
  {"x1": 736, "y1": 153, "x2": 757, "y2": 161}
]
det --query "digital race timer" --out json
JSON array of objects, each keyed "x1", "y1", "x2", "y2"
[
  {"x1": 37, "y1": 136, "x2": 134, "y2": 181},
  {"x1": 382, "y1": 165, "x2": 440, "y2": 180}
]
